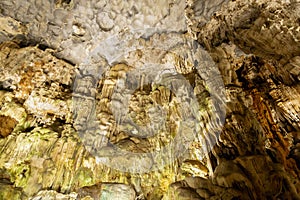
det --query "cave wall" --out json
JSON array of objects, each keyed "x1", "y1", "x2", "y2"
[{"x1": 0, "y1": 0, "x2": 299, "y2": 199}]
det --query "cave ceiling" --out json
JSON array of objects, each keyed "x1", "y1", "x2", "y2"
[{"x1": 0, "y1": 0, "x2": 300, "y2": 199}]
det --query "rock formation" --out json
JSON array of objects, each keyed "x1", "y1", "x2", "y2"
[{"x1": 0, "y1": 0, "x2": 299, "y2": 199}]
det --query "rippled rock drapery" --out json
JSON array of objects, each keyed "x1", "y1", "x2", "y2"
[{"x1": 0, "y1": 0, "x2": 300, "y2": 199}]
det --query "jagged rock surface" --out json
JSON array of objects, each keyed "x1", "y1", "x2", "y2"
[{"x1": 0, "y1": 0, "x2": 300, "y2": 199}]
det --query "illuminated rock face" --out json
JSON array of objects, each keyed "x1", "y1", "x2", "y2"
[{"x1": 0, "y1": 0, "x2": 300, "y2": 199}]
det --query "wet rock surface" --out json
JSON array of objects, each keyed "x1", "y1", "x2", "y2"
[{"x1": 0, "y1": 0, "x2": 300, "y2": 199}]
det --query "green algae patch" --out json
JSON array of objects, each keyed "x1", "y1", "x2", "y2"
[
  {"x1": 8, "y1": 163, "x2": 31, "y2": 188},
  {"x1": 73, "y1": 167, "x2": 95, "y2": 188},
  {"x1": 0, "y1": 183, "x2": 25, "y2": 200}
]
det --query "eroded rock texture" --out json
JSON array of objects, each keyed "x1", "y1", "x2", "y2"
[{"x1": 0, "y1": 0, "x2": 300, "y2": 199}]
